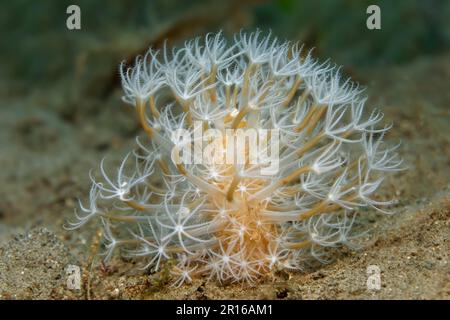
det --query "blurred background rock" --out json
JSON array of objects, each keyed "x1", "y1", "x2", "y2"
[{"x1": 1, "y1": 0, "x2": 448, "y2": 93}]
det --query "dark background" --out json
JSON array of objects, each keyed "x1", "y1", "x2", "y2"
[{"x1": 1, "y1": 0, "x2": 449, "y2": 89}]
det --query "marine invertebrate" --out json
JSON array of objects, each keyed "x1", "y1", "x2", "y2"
[{"x1": 68, "y1": 30, "x2": 404, "y2": 286}]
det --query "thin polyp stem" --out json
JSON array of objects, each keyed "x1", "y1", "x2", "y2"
[
  {"x1": 125, "y1": 200, "x2": 148, "y2": 211},
  {"x1": 296, "y1": 132, "x2": 325, "y2": 157},
  {"x1": 306, "y1": 105, "x2": 327, "y2": 134},
  {"x1": 295, "y1": 103, "x2": 316, "y2": 133},
  {"x1": 279, "y1": 166, "x2": 311, "y2": 185},
  {"x1": 136, "y1": 98, "x2": 153, "y2": 137},
  {"x1": 284, "y1": 239, "x2": 311, "y2": 250},
  {"x1": 239, "y1": 63, "x2": 255, "y2": 108},
  {"x1": 231, "y1": 106, "x2": 250, "y2": 129},
  {"x1": 149, "y1": 96, "x2": 160, "y2": 119},
  {"x1": 172, "y1": 146, "x2": 225, "y2": 198},
  {"x1": 249, "y1": 166, "x2": 310, "y2": 201},
  {"x1": 226, "y1": 174, "x2": 241, "y2": 202},
  {"x1": 282, "y1": 77, "x2": 302, "y2": 107}
]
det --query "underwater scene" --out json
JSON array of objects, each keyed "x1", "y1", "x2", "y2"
[{"x1": 0, "y1": 0, "x2": 448, "y2": 300}]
